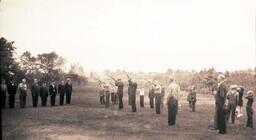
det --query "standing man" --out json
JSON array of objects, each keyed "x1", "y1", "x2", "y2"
[
  {"x1": 226, "y1": 85, "x2": 238, "y2": 124},
  {"x1": 115, "y1": 79, "x2": 124, "y2": 110},
  {"x1": 18, "y1": 79, "x2": 28, "y2": 108},
  {"x1": 31, "y1": 79, "x2": 40, "y2": 107},
  {"x1": 65, "y1": 78, "x2": 73, "y2": 104},
  {"x1": 164, "y1": 77, "x2": 180, "y2": 126},
  {"x1": 161, "y1": 85, "x2": 165, "y2": 109},
  {"x1": 245, "y1": 90, "x2": 254, "y2": 128},
  {"x1": 128, "y1": 81, "x2": 132, "y2": 106},
  {"x1": 139, "y1": 87, "x2": 145, "y2": 108},
  {"x1": 8, "y1": 79, "x2": 17, "y2": 108},
  {"x1": 148, "y1": 84, "x2": 155, "y2": 109},
  {"x1": 1, "y1": 79, "x2": 7, "y2": 109},
  {"x1": 154, "y1": 81, "x2": 162, "y2": 114},
  {"x1": 103, "y1": 82, "x2": 111, "y2": 108},
  {"x1": 98, "y1": 83, "x2": 105, "y2": 105},
  {"x1": 110, "y1": 84, "x2": 116, "y2": 105},
  {"x1": 237, "y1": 86, "x2": 244, "y2": 118},
  {"x1": 40, "y1": 82, "x2": 48, "y2": 107},
  {"x1": 58, "y1": 81, "x2": 66, "y2": 105},
  {"x1": 49, "y1": 81, "x2": 57, "y2": 106},
  {"x1": 187, "y1": 86, "x2": 197, "y2": 112},
  {"x1": 215, "y1": 74, "x2": 228, "y2": 134},
  {"x1": 129, "y1": 79, "x2": 137, "y2": 112}
]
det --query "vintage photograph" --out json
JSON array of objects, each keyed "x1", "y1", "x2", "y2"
[{"x1": 0, "y1": 0, "x2": 256, "y2": 140}]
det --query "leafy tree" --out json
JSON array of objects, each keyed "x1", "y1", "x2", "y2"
[{"x1": 0, "y1": 37, "x2": 24, "y2": 82}]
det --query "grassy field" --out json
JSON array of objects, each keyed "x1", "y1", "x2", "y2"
[{"x1": 2, "y1": 83, "x2": 256, "y2": 140}]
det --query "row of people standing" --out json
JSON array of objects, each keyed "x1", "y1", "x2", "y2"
[
  {"x1": 0, "y1": 78, "x2": 73, "y2": 109},
  {"x1": 98, "y1": 77, "x2": 181, "y2": 126}
]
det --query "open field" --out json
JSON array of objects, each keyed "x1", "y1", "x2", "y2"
[{"x1": 2, "y1": 83, "x2": 256, "y2": 140}]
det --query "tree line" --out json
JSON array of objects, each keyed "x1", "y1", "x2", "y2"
[{"x1": 0, "y1": 37, "x2": 88, "y2": 86}]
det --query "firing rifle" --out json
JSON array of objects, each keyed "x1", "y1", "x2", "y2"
[
  {"x1": 107, "y1": 75, "x2": 116, "y2": 82},
  {"x1": 123, "y1": 71, "x2": 131, "y2": 80}
]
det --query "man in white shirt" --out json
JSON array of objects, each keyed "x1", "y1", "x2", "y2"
[
  {"x1": 154, "y1": 81, "x2": 162, "y2": 114},
  {"x1": 139, "y1": 87, "x2": 145, "y2": 107},
  {"x1": 18, "y1": 79, "x2": 28, "y2": 108},
  {"x1": 164, "y1": 77, "x2": 180, "y2": 125}
]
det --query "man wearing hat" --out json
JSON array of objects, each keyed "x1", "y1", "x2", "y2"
[
  {"x1": 115, "y1": 79, "x2": 124, "y2": 110},
  {"x1": 65, "y1": 78, "x2": 73, "y2": 104},
  {"x1": 31, "y1": 79, "x2": 40, "y2": 107},
  {"x1": 215, "y1": 74, "x2": 228, "y2": 134},
  {"x1": 153, "y1": 81, "x2": 162, "y2": 114},
  {"x1": 226, "y1": 85, "x2": 239, "y2": 124},
  {"x1": 245, "y1": 90, "x2": 254, "y2": 128},
  {"x1": 18, "y1": 79, "x2": 28, "y2": 108},
  {"x1": 164, "y1": 77, "x2": 180, "y2": 125}
]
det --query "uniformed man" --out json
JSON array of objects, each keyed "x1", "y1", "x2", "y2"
[
  {"x1": 226, "y1": 85, "x2": 238, "y2": 124},
  {"x1": 8, "y1": 79, "x2": 17, "y2": 108},
  {"x1": 128, "y1": 81, "x2": 132, "y2": 106},
  {"x1": 49, "y1": 81, "x2": 57, "y2": 106},
  {"x1": 154, "y1": 81, "x2": 162, "y2": 114},
  {"x1": 31, "y1": 79, "x2": 40, "y2": 107},
  {"x1": 148, "y1": 84, "x2": 155, "y2": 109},
  {"x1": 40, "y1": 82, "x2": 48, "y2": 107},
  {"x1": 58, "y1": 81, "x2": 66, "y2": 105},
  {"x1": 18, "y1": 79, "x2": 28, "y2": 108},
  {"x1": 103, "y1": 82, "x2": 111, "y2": 108},
  {"x1": 164, "y1": 77, "x2": 180, "y2": 125},
  {"x1": 129, "y1": 79, "x2": 137, "y2": 112},
  {"x1": 115, "y1": 79, "x2": 124, "y2": 110},
  {"x1": 216, "y1": 74, "x2": 228, "y2": 134},
  {"x1": 65, "y1": 78, "x2": 73, "y2": 104},
  {"x1": 245, "y1": 90, "x2": 254, "y2": 128},
  {"x1": 139, "y1": 87, "x2": 145, "y2": 107},
  {"x1": 161, "y1": 85, "x2": 165, "y2": 109},
  {"x1": 187, "y1": 86, "x2": 197, "y2": 112},
  {"x1": 1, "y1": 79, "x2": 7, "y2": 109}
]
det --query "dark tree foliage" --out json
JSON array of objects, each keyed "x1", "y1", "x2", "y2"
[{"x1": 0, "y1": 37, "x2": 25, "y2": 82}]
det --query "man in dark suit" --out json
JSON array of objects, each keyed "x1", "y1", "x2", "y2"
[
  {"x1": 31, "y1": 79, "x2": 40, "y2": 107},
  {"x1": 115, "y1": 79, "x2": 124, "y2": 110},
  {"x1": 148, "y1": 84, "x2": 155, "y2": 109},
  {"x1": 58, "y1": 80, "x2": 65, "y2": 105},
  {"x1": 65, "y1": 78, "x2": 73, "y2": 104},
  {"x1": 216, "y1": 74, "x2": 228, "y2": 134},
  {"x1": 129, "y1": 79, "x2": 137, "y2": 112},
  {"x1": 8, "y1": 79, "x2": 17, "y2": 108},
  {"x1": 49, "y1": 81, "x2": 57, "y2": 106},
  {"x1": 40, "y1": 82, "x2": 48, "y2": 107}
]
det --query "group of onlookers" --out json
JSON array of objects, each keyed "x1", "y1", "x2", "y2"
[
  {"x1": 0, "y1": 78, "x2": 73, "y2": 109},
  {"x1": 97, "y1": 74, "x2": 254, "y2": 134},
  {"x1": 211, "y1": 74, "x2": 254, "y2": 134}
]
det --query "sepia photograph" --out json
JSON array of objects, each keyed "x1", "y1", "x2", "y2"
[{"x1": 0, "y1": 0, "x2": 256, "y2": 140}]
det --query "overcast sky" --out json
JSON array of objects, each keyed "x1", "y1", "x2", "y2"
[{"x1": 0, "y1": 0, "x2": 255, "y2": 73}]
